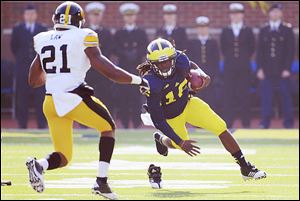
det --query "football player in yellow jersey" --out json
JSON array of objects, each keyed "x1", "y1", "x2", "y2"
[
  {"x1": 138, "y1": 38, "x2": 266, "y2": 189},
  {"x1": 26, "y1": 1, "x2": 149, "y2": 199}
]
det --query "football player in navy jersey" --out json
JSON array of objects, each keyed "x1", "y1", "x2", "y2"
[{"x1": 138, "y1": 38, "x2": 266, "y2": 189}]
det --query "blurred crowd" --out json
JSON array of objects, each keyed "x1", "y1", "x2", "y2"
[{"x1": 1, "y1": 2, "x2": 299, "y2": 129}]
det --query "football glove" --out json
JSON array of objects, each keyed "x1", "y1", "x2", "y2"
[{"x1": 139, "y1": 78, "x2": 150, "y2": 95}]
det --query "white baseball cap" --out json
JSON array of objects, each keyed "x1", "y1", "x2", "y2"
[
  {"x1": 119, "y1": 3, "x2": 140, "y2": 15},
  {"x1": 196, "y1": 16, "x2": 210, "y2": 26},
  {"x1": 163, "y1": 4, "x2": 177, "y2": 13},
  {"x1": 85, "y1": 2, "x2": 106, "y2": 13},
  {"x1": 229, "y1": 3, "x2": 244, "y2": 13}
]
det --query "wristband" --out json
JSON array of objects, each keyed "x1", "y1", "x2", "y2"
[
  {"x1": 131, "y1": 74, "x2": 142, "y2": 85},
  {"x1": 191, "y1": 68, "x2": 207, "y2": 77}
]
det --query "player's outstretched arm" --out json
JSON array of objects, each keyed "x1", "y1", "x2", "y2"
[
  {"x1": 28, "y1": 54, "x2": 46, "y2": 88},
  {"x1": 85, "y1": 46, "x2": 146, "y2": 86}
]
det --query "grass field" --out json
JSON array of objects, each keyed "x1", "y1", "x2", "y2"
[{"x1": 1, "y1": 128, "x2": 299, "y2": 200}]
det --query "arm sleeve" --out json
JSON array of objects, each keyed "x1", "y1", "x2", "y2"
[
  {"x1": 284, "y1": 27, "x2": 295, "y2": 71},
  {"x1": 146, "y1": 88, "x2": 183, "y2": 145}
]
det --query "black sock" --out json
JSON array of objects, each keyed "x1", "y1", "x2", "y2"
[
  {"x1": 97, "y1": 177, "x2": 108, "y2": 184},
  {"x1": 46, "y1": 152, "x2": 62, "y2": 170},
  {"x1": 232, "y1": 150, "x2": 248, "y2": 168},
  {"x1": 99, "y1": 137, "x2": 115, "y2": 163}
]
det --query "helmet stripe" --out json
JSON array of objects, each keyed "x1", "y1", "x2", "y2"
[
  {"x1": 147, "y1": 45, "x2": 153, "y2": 54},
  {"x1": 80, "y1": 7, "x2": 85, "y2": 19},
  {"x1": 64, "y1": 2, "x2": 72, "y2": 25},
  {"x1": 157, "y1": 41, "x2": 163, "y2": 51}
]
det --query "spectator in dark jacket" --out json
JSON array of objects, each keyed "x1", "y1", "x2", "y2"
[
  {"x1": 114, "y1": 3, "x2": 148, "y2": 128},
  {"x1": 220, "y1": 3, "x2": 255, "y2": 128},
  {"x1": 188, "y1": 16, "x2": 221, "y2": 112},
  {"x1": 11, "y1": 4, "x2": 47, "y2": 128},
  {"x1": 256, "y1": 3, "x2": 295, "y2": 128}
]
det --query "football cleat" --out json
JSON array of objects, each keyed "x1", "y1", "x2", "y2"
[
  {"x1": 241, "y1": 162, "x2": 267, "y2": 181},
  {"x1": 154, "y1": 132, "x2": 168, "y2": 156},
  {"x1": 92, "y1": 177, "x2": 118, "y2": 200},
  {"x1": 147, "y1": 164, "x2": 163, "y2": 189},
  {"x1": 26, "y1": 157, "x2": 45, "y2": 193}
]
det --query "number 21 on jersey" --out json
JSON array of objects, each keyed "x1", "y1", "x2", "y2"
[{"x1": 41, "y1": 44, "x2": 70, "y2": 74}]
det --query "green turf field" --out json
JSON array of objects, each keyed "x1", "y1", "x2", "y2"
[{"x1": 1, "y1": 129, "x2": 299, "y2": 200}]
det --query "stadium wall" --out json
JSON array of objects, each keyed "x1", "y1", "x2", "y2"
[{"x1": 1, "y1": 1, "x2": 299, "y2": 61}]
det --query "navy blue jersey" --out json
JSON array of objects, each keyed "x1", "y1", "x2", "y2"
[{"x1": 143, "y1": 50, "x2": 191, "y2": 144}]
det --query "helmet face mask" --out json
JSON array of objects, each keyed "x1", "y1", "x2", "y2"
[
  {"x1": 152, "y1": 56, "x2": 176, "y2": 78},
  {"x1": 52, "y1": 1, "x2": 85, "y2": 29},
  {"x1": 147, "y1": 38, "x2": 177, "y2": 79}
]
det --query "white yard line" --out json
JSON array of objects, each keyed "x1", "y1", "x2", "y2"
[
  {"x1": 1, "y1": 147, "x2": 257, "y2": 155},
  {"x1": 2, "y1": 173, "x2": 299, "y2": 177}
]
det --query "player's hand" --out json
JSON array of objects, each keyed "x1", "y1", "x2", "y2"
[
  {"x1": 281, "y1": 70, "x2": 291, "y2": 78},
  {"x1": 257, "y1": 68, "x2": 265, "y2": 80},
  {"x1": 179, "y1": 140, "x2": 201, "y2": 157},
  {"x1": 139, "y1": 78, "x2": 150, "y2": 95}
]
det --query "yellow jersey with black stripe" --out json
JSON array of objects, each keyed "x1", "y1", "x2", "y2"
[{"x1": 33, "y1": 27, "x2": 99, "y2": 116}]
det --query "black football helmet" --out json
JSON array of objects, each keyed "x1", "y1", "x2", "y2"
[{"x1": 52, "y1": 1, "x2": 85, "y2": 29}]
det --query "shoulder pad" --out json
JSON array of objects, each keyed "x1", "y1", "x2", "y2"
[{"x1": 82, "y1": 28, "x2": 99, "y2": 47}]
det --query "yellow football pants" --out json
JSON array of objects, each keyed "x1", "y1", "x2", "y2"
[
  {"x1": 43, "y1": 95, "x2": 115, "y2": 163},
  {"x1": 167, "y1": 97, "x2": 227, "y2": 149}
]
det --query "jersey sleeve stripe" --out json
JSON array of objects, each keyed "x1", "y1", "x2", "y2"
[
  {"x1": 84, "y1": 35, "x2": 99, "y2": 43},
  {"x1": 83, "y1": 35, "x2": 99, "y2": 47},
  {"x1": 84, "y1": 43, "x2": 99, "y2": 47}
]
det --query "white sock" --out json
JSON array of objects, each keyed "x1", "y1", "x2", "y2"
[
  {"x1": 98, "y1": 161, "x2": 109, "y2": 178},
  {"x1": 37, "y1": 158, "x2": 49, "y2": 171}
]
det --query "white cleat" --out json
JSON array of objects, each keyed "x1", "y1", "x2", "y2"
[
  {"x1": 92, "y1": 177, "x2": 118, "y2": 200},
  {"x1": 241, "y1": 162, "x2": 267, "y2": 181},
  {"x1": 26, "y1": 157, "x2": 45, "y2": 193},
  {"x1": 147, "y1": 164, "x2": 163, "y2": 189},
  {"x1": 150, "y1": 180, "x2": 164, "y2": 189}
]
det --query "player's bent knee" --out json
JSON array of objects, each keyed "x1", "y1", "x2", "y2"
[
  {"x1": 101, "y1": 130, "x2": 115, "y2": 139},
  {"x1": 215, "y1": 119, "x2": 227, "y2": 136}
]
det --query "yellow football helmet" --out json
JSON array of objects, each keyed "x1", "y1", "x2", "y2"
[{"x1": 146, "y1": 38, "x2": 177, "y2": 78}]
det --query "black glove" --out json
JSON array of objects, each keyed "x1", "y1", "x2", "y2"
[{"x1": 139, "y1": 78, "x2": 150, "y2": 95}]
